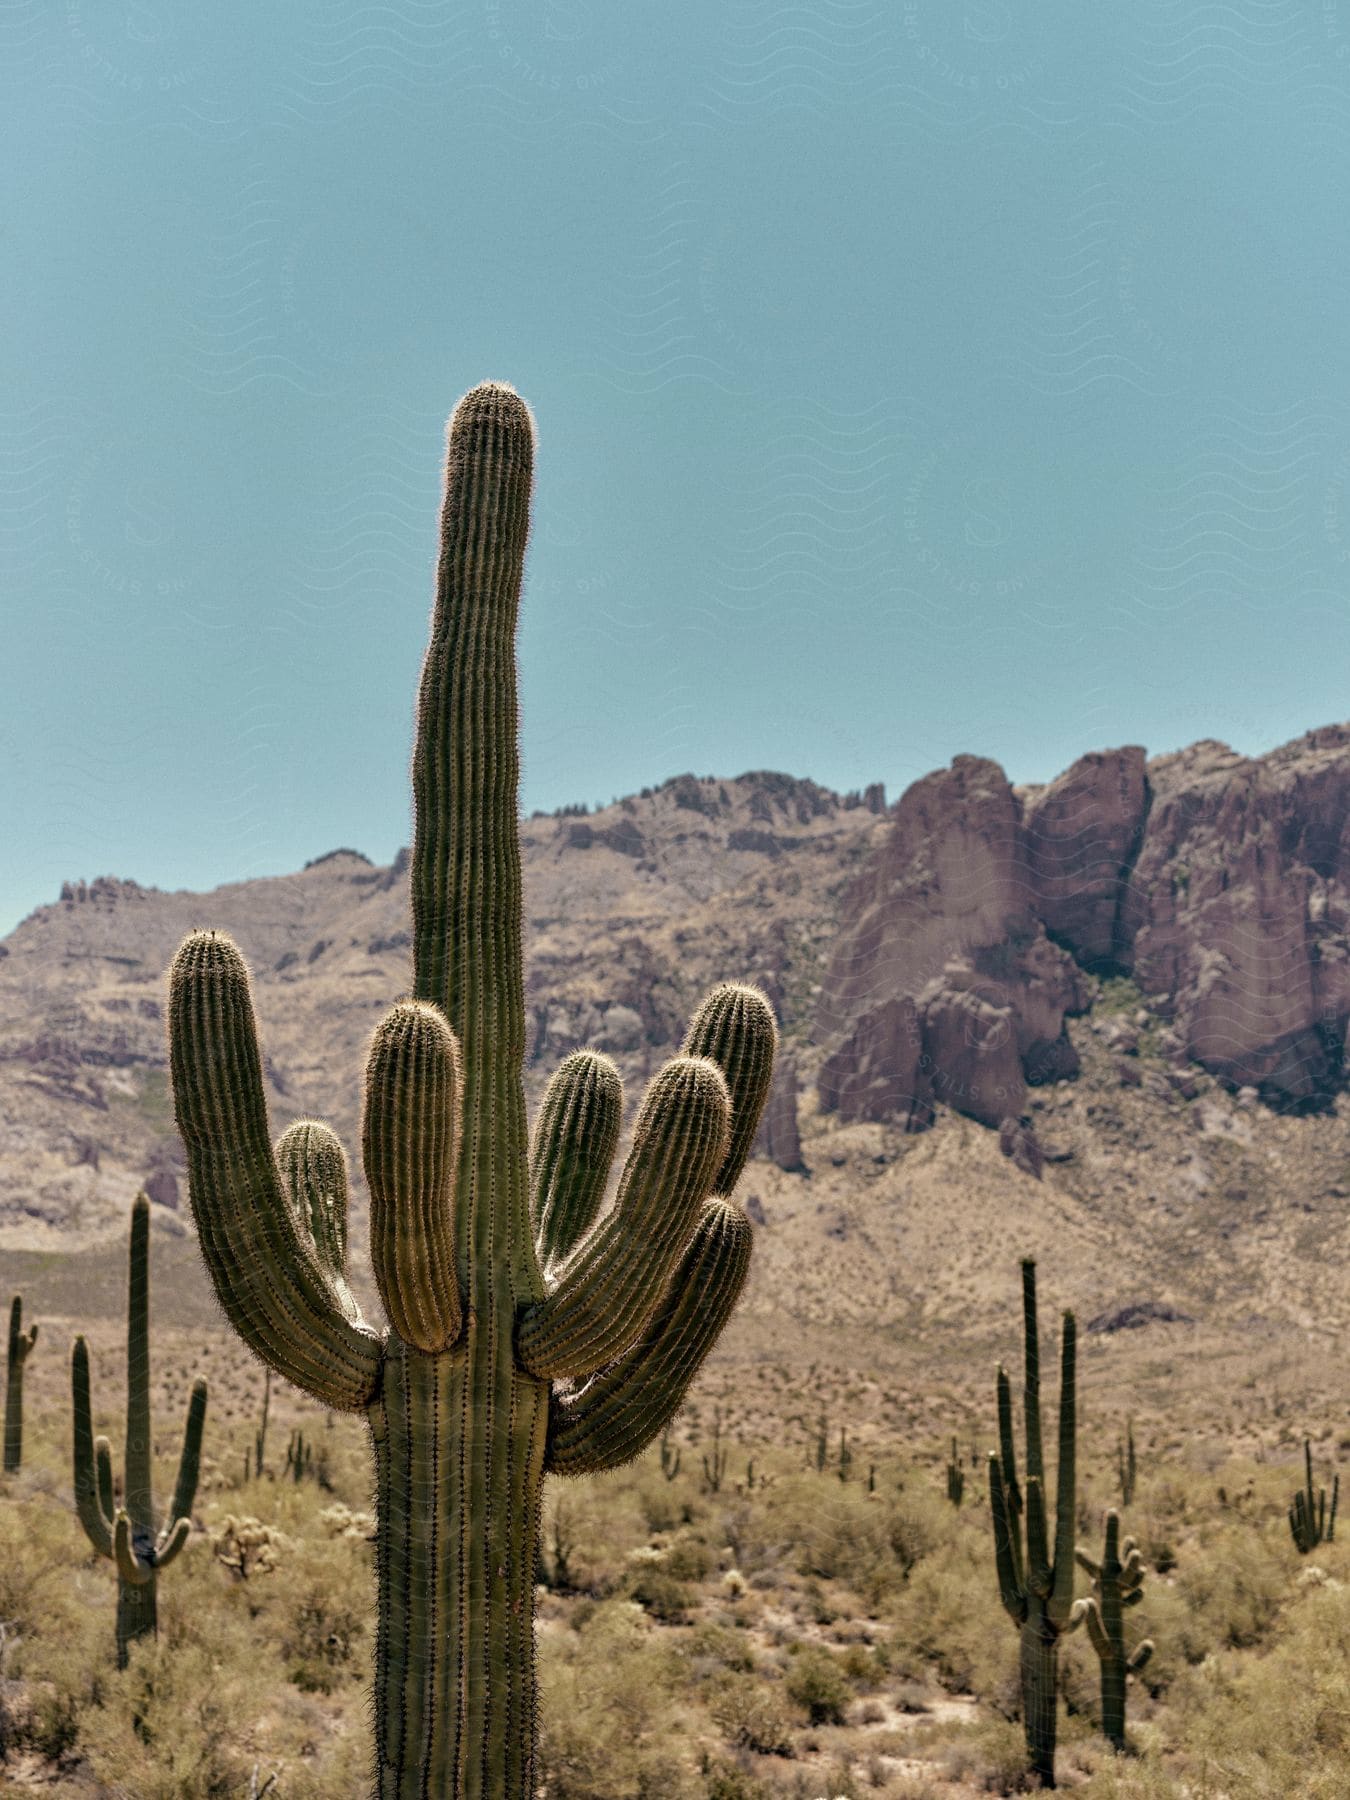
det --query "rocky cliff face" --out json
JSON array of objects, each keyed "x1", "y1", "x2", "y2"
[
  {"x1": 5, "y1": 727, "x2": 1350, "y2": 1246},
  {"x1": 815, "y1": 754, "x2": 1090, "y2": 1127},
  {"x1": 817, "y1": 727, "x2": 1350, "y2": 1122}
]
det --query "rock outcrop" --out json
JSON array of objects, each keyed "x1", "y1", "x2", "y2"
[
  {"x1": 1119, "y1": 729, "x2": 1350, "y2": 1106},
  {"x1": 816, "y1": 756, "x2": 1089, "y2": 1128},
  {"x1": 818, "y1": 727, "x2": 1350, "y2": 1125},
  {"x1": 755, "y1": 1053, "x2": 807, "y2": 1173},
  {"x1": 1023, "y1": 746, "x2": 1149, "y2": 965}
]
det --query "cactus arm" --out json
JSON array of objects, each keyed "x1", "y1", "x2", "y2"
[
  {"x1": 1021, "y1": 1259, "x2": 1043, "y2": 1489},
  {"x1": 71, "y1": 1337, "x2": 114, "y2": 1558},
  {"x1": 679, "y1": 983, "x2": 778, "y2": 1195},
  {"x1": 363, "y1": 1002, "x2": 464, "y2": 1354},
  {"x1": 168, "y1": 932, "x2": 384, "y2": 1411},
  {"x1": 166, "y1": 1378, "x2": 207, "y2": 1531},
  {"x1": 995, "y1": 1364, "x2": 1022, "y2": 1521},
  {"x1": 95, "y1": 1436, "x2": 115, "y2": 1526},
  {"x1": 989, "y1": 1453, "x2": 1026, "y2": 1621},
  {"x1": 153, "y1": 1516, "x2": 192, "y2": 1571},
  {"x1": 1331, "y1": 1473, "x2": 1339, "y2": 1541},
  {"x1": 113, "y1": 1510, "x2": 154, "y2": 1587},
  {"x1": 1080, "y1": 1594, "x2": 1111, "y2": 1662},
  {"x1": 1048, "y1": 1311, "x2": 1078, "y2": 1625},
  {"x1": 518, "y1": 1057, "x2": 731, "y2": 1378},
  {"x1": 1076, "y1": 1548, "x2": 1102, "y2": 1580},
  {"x1": 529, "y1": 1052, "x2": 623, "y2": 1273},
  {"x1": 1128, "y1": 1639, "x2": 1154, "y2": 1672},
  {"x1": 544, "y1": 1196, "x2": 751, "y2": 1473},
  {"x1": 275, "y1": 1119, "x2": 360, "y2": 1321}
]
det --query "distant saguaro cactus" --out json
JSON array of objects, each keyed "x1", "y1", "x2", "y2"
[
  {"x1": 988, "y1": 1258, "x2": 1079, "y2": 1790},
  {"x1": 1074, "y1": 1510, "x2": 1153, "y2": 1752},
  {"x1": 4, "y1": 1295, "x2": 38, "y2": 1474},
  {"x1": 1116, "y1": 1418, "x2": 1137, "y2": 1507},
  {"x1": 1289, "y1": 1438, "x2": 1338, "y2": 1553},
  {"x1": 946, "y1": 1436, "x2": 965, "y2": 1507},
  {"x1": 71, "y1": 1194, "x2": 207, "y2": 1668},
  {"x1": 167, "y1": 383, "x2": 776, "y2": 1800}
]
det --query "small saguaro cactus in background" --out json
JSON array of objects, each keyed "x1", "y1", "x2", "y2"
[
  {"x1": 1117, "y1": 1418, "x2": 1137, "y2": 1507},
  {"x1": 659, "y1": 1422, "x2": 681, "y2": 1481},
  {"x1": 1074, "y1": 1509, "x2": 1153, "y2": 1753},
  {"x1": 702, "y1": 1405, "x2": 729, "y2": 1494},
  {"x1": 4, "y1": 1295, "x2": 38, "y2": 1474},
  {"x1": 251, "y1": 1364, "x2": 271, "y2": 1481},
  {"x1": 167, "y1": 383, "x2": 776, "y2": 1800},
  {"x1": 988, "y1": 1258, "x2": 1079, "y2": 1790},
  {"x1": 946, "y1": 1436, "x2": 965, "y2": 1506},
  {"x1": 71, "y1": 1193, "x2": 208, "y2": 1669},
  {"x1": 285, "y1": 1428, "x2": 313, "y2": 1484},
  {"x1": 1289, "y1": 1438, "x2": 1338, "y2": 1553},
  {"x1": 837, "y1": 1425, "x2": 853, "y2": 1483}
]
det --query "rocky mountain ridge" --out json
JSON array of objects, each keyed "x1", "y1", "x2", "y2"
[{"x1": 2, "y1": 730, "x2": 1348, "y2": 1289}]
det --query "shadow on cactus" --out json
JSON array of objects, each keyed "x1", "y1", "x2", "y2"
[
  {"x1": 71, "y1": 1193, "x2": 208, "y2": 1669},
  {"x1": 166, "y1": 383, "x2": 776, "y2": 1800}
]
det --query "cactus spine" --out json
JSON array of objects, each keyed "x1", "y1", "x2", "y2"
[
  {"x1": 4, "y1": 1295, "x2": 38, "y2": 1474},
  {"x1": 1289, "y1": 1438, "x2": 1339, "y2": 1553},
  {"x1": 988, "y1": 1259, "x2": 1078, "y2": 1790},
  {"x1": 71, "y1": 1194, "x2": 207, "y2": 1668},
  {"x1": 166, "y1": 383, "x2": 776, "y2": 1800},
  {"x1": 1074, "y1": 1510, "x2": 1152, "y2": 1752}
]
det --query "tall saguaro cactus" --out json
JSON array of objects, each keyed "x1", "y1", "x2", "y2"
[
  {"x1": 988, "y1": 1258, "x2": 1079, "y2": 1790},
  {"x1": 167, "y1": 383, "x2": 776, "y2": 1800},
  {"x1": 4, "y1": 1295, "x2": 38, "y2": 1473},
  {"x1": 1074, "y1": 1510, "x2": 1153, "y2": 1753},
  {"x1": 71, "y1": 1193, "x2": 208, "y2": 1668}
]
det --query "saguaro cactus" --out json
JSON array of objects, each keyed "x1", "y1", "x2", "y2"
[
  {"x1": 71, "y1": 1193, "x2": 208, "y2": 1668},
  {"x1": 1289, "y1": 1438, "x2": 1338, "y2": 1553},
  {"x1": 988, "y1": 1258, "x2": 1079, "y2": 1790},
  {"x1": 4, "y1": 1295, "x2": 38, "y2": 1474},
  {"x1": 1116, "y1": 1418, "x2": 1137, "y2": 1507},
  {"x1": 1074, "y1": 1510, "x2": 1153, "y2": 1753},
  {"x1": 167, "y1": 383, "x2": 775, "y2": 1800},
  {"x1": 946, "y1": 1437, "x2": 965, "y2": 1506}
]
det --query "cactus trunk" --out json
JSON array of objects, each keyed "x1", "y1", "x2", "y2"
[
  {"x1": 1020, "y1": 1608, "x2": 1060, "y2": 1788},
  {"x1": 115, "y1": 1576, "x2": 158, "y2": 1671},
  {"x1": 2, "y1": 1351, "x2": 21, "y2": 1473},
  {"x1": 372, "y1": 1343, "x2": 547, "y2": 1796}
]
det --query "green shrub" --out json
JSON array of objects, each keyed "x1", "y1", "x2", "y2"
[{"x1": 784, "y1": 1646, "x2": 851, "y2": 1725}]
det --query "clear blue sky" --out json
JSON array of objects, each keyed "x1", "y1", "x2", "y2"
[{"x1": 4, "y1": 6, "x2": 1349, "y2": 934}]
